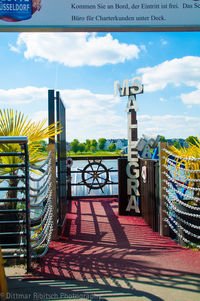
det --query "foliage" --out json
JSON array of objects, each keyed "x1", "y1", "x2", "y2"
[
  {"x1": 84, "y1": 139, "x2": 91, "y2": 152},
  {"x1": 107, "y1": 143, "x2": 116, "y2": 152},
  {"x1": 160, "y1": 136, "x2": 167, "y2": 142},
  {"x1": 0, "y1": 109, "x2": 61, "y2": 207},
  {"x1": 98, "y1": 138, "x2": 106, "y2": 150},
  {"x1": 173, "y1": 140, "x2": 180, "y2": 149},
  {"x1": 167, "y1": 137, "x2": 200, "y2": 203},
  {"x1": 79, "y1": 143, "x2": 85, "y2": 153},
  {"x1": 70, "y1": 139, "x2": 80, "y2": 153},
  {"x1": 90, "y1": 139, "x2": 98, "y2": 151},
  {"x1": 38, "y1": 140, "x2": 47, "y2": 152},
  {"x1": 186, "y1": 136, "x2": 199, "y2": 147},
  {"x1": 69, "y1": 150, "x2": 121, "y2": 157},
  {"x1": 0, "y1": 109, "x2": 61, "y2": 168},
  {"x1": 90, "y1": 145, "x2": 96, "y2": 153}
]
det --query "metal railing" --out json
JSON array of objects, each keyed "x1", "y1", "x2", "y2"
[
  {"x1": 0, "y1": 137, "x2": 31, "y2": 271},
  {"x1": 0, "y1": 137, "x2": 56, "y2": 272},
  {"x1": 29, "y1": 151, "x2": 54, "y2": 258},
  {"x1": 162, "y1": 148, "x2": 200, "y2": 248},
  {"x1": 70, "y1": 156, "x2": 121, "y2": 198}
]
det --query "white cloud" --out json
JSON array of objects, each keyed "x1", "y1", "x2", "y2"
[
  {"x1": 2, "y1": 86, "x2": 199, "y2": 141},
  {"x1": 0, "y1": 86, "x2": 47, "y2": 104},
  {"x1": 138, "y1": 114, "x2": 200, "y2": 138},
  {"x1": 10, "y1": 32, "x2": 140, "y2": 67},
  {"x1": 160, "y1": 97, "x2": 167, "y2": 102},
  {"x1": 8, "y1": 43, "x2": 20, "y2": 53},
  {"x1": 0, "y1": 86, "x2": 125, "y2": 142},
  {"x1": 137, "y1": 56, "x2": 200, "y2": 93},
  {"x1": 59, "y1": 89, "x2": 125, "y2": 141},
  {"x1": 161, "y1": 38, "x2": 168, "y2": 46},
  {"x1": 180, "y1": 89, "x2": 200, "y2": 105},
  {"x1": 31, "y1": 110, "x2": 48, "y2": 122}
]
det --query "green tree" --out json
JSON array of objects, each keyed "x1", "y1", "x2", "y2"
[
  {"x1": 37, "y1": 140, "x2": 47, "y2": 152},
  {"x1": 0, "y1": 109, "x2": 61, "y2": 207},
  {"x1": 98, "y1": 138, "x2": 106, "y2": 150},
  {"x1": 107, "y1": 143, "x2": 116, "y2": 152},
  {"x1": 91, "y1": 139, "x2": 98, "y2": 151},
  {"x1": 85, "y1": 139, "x2": 91, "y2": 152},
  {"x1": 90, "y1": 145, "x2": 96, "y2": 153},
  {"x1": 186, "y1": 136, "x2": 198, "y2": 146},
  {"x1": 160, "y1": 136, "x2": 167, "y2": 142},
  {"x1": 70, "y1": 139, "x2": 80, "y2": 153},
  {"x1": 79, "y1": 143, "x2": 85, "y2": 153},
  {"x1": 173, "y1": 140, "x2": 180, "y2": 149}
]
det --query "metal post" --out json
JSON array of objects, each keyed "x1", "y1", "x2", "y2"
[
  {"x1": 67, "y1": 166, "x2": 72, "y2": 202},
  {"x1": 48, "y1": 90, "x2": 55, "y2": 144},
  {"x1": 47, "y1": 144, "x2": 58, "y2": 239},
  {"x1": 24, "y1": 142, "x2": 31, "y2": 273},
  {"x1": 159, "y1": 142, "x2": 170, "y2": 236},
  {"x1": 56, "y1": 91, "x2": 67, "y2": 229},
  {"x1": 118, "y1": 157, "x2": 128, "y2": 215},
  {"x1": 56, "y1": 93, "x2": 61, "y2": 227}
]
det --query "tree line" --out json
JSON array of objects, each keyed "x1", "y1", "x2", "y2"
[
  {"x1": 160, "y1": 135, "x2": 199, "y2": 148},
  {"x1": 36, "y1": 135, "x2": 199, "y2": 153},
  {"x1": 70, "y1": 138, "x2": 116, "y2": 153}
]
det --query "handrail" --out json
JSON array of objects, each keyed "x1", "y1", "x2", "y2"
[
  {"x1": 71, "y1": 155, "x2": 124, "y2": 160},
  {"x1": 0, "y1": 136, "x2": 28, "y2": 144},
  {"x1": 70, "y1": 156, "x2": 119, "y2": 198}
]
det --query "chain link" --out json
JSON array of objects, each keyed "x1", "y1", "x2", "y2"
[
  {"x1": 164, "y1": 194, "x2": 200, "y2": 217},
  {"x1": 162, "y1": 148, "x2": 200, "y2": 162},
  {"x1": 30, "y1": 151, "x2": 54, "y2": 257},
  {"x1": 164, "y1": 218, "x2": 200, "y2": 249},
  {"x1": 162, "y1": 148, "x2": 200, "y2": 247},
  {"x1": 164, "y1": 207, "x2": 200, "y2": 230},
  {"x1": 164, "y1": 183, "x2": 200, "y2": 206}
]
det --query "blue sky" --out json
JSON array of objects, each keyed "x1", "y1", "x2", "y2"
[{"x1": 0, "y1": 31, "x2": 200, "y2": 142}]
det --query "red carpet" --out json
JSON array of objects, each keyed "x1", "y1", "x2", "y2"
[{"x1": 29, "y1": 198, "x2": 200, "y2": 280}]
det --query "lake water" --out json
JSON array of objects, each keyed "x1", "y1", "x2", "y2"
[{"x1": 71, "y1": 159, "x2": 118, "y2": 197}]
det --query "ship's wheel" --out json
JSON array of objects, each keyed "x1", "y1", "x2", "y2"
[{"x1": 78, "y1": 160, "x2": 112, "y2": 193}]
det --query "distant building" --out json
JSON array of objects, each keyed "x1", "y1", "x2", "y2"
[
  {"x1": 104, "y1": 139, "x2": 128, "y2": 150},
  {"x1": 166, "y1": 138, "x2": 188, "y2": 148}
]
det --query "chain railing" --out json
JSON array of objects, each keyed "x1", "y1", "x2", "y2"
[
  {"x1": 162, "y1": 147, "x2": 200, "y2": 249},
  {"x1": 29, "y1": 151, "x2": 54, "y2": 258}
]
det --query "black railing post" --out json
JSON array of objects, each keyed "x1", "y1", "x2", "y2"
[
  {"x1": 48, "y1": 89, "x2": 55, "y2": 145},
  {"x1": 118, "y1": 157, "x2": 128, "y2": 215},
  {"x1": 56, "y1": 91, "x2": 67, "y2": 229},
  {"x1": 24, "y1": 142, "x2": 31, "y2": 273}
]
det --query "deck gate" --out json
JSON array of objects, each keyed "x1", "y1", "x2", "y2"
[{"x1": 139, "y1": 159, "x2": 160, "y2": 232}]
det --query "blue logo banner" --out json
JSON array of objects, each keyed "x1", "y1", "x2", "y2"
[{"x1": 0, "y1": 0, "x2": 32, "y2": 21}]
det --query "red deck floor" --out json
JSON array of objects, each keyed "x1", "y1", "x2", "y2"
[{"x1": 31, "y1": 198, "x2": 200, "y2": 280}]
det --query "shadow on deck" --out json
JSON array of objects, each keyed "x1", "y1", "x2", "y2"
[{"x1": 22, "y1": 198, "x2": 200, "y2": 300}]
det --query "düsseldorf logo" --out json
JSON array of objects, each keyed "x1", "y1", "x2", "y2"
[{"x1": 0, "y1": 0, "x2": 42, "y2": 22}]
